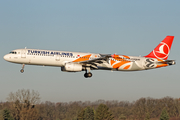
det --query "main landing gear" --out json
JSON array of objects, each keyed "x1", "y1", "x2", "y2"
[
  {"x1": 84, "y1": 68, "x2": 92, "y2": 78},
  {"x1": 84, "y1": 72, "x2": 92, "y2": 78},
  {"x1": 20, "y1": 64, "x2": 25, "y2": 73}
]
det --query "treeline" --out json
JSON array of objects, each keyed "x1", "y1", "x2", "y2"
[{"x1": 0, "y1": 89, "x2": 179, "y2": 120}]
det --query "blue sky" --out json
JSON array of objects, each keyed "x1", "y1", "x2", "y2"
[{"x1": 0, "y1": 0, "x2": 180, "y2": 102}]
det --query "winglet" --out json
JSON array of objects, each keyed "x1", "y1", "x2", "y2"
[
  {"x1": 111, "y1": 54, "x2": 116, "y2": 58},
  {"x1": 145, "y1": 36, "x2": 174, "y2": 60}
]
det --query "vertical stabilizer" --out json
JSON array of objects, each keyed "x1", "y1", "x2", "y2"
[{"x1": 145, "y1": 36, "x2": 174, "y2": 60}]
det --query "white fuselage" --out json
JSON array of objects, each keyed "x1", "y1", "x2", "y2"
[
  {"x1": 4, "y1": 48, "x2": 172, "y2": 73},
  {"x1": 3, "y1": 36, "x2": 175, "y2": 78}
]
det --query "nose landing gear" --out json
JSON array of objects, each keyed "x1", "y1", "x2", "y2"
[{"x1": 20, "y1": 64, "x2": 25, "y2": 73}]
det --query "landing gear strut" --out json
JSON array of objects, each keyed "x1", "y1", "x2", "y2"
[
  {"x1": 20, "y1": 64, "x2": 25, "y2": 73},
  {"x1": 84, "y1": 67, "x2": 92, "y2": 78}
]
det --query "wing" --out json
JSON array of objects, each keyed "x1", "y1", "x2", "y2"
[{"x1": 72, "y1": 54, "x2": 112, "y2": 69}]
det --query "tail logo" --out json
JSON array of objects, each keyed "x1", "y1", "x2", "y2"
[{"x1": 153, "y1": 42, "x2": 169, "y2": 59}]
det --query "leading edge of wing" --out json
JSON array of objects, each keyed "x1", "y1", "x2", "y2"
[{"x1": 72, "y1": 54, "x2": 111, "y2": 64}]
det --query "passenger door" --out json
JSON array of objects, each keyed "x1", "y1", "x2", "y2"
[{"x1": 21, "y1": 49, "x2": 26, "y2": 58}]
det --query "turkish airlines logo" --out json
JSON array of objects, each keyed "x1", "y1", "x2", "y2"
[{"x1": 153, "y1": 42, "x2": 169, "y2": 59}]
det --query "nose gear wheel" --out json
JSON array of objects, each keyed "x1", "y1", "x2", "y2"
[{"x1": 20, "y1": 69, "x2": 24, "y2": 73}]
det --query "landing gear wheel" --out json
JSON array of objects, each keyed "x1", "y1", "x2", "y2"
[
  {"x1": 20, "y1": 69, "x2": 24, "y2": 73},
  {"x1": 87, "y1": 72, "x2": 92, "y2": 77},
  {"x1": 84, "y1": 73, "x2": 88, "y2": 78},
  {"x1": 84, "y1": 72, "x2": 92, "y2": 78}
]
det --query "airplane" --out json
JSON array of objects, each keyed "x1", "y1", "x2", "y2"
[{"x1": 3, "y1": 36, "x2": 175, "y2": 78}]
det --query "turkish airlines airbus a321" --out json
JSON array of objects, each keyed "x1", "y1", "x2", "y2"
[{"x1": 4, "y1": 36, "x2": 175, "y2": 78}]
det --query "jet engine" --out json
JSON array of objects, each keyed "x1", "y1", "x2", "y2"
[{"x1": 61, "y1": 63, "x2": 82, "y2": 72}]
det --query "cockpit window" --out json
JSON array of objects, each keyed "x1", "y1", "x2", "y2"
[{"x1": 9, "y1": 51, "x2": 17, "y2": 54}]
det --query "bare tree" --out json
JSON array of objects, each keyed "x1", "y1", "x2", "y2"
[
  {"x1": 7, "y1": 89, "x2": 40, "y2": 104},
  {"x1": 7, "y1": 89, "x2": 40, "y2": 120}
]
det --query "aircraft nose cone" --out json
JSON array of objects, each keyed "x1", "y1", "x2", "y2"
[{"x1": 3, "y1": 55, "x2": 9, "y2": 61}]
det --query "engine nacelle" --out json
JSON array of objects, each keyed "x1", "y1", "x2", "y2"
[{"x1": 61, "y1": 63, "x2": 82, "y2": 72}]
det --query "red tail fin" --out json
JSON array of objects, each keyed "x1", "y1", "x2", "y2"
[{"x1": 145, "y1": 36, "x2": 174, "y2": 60}]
